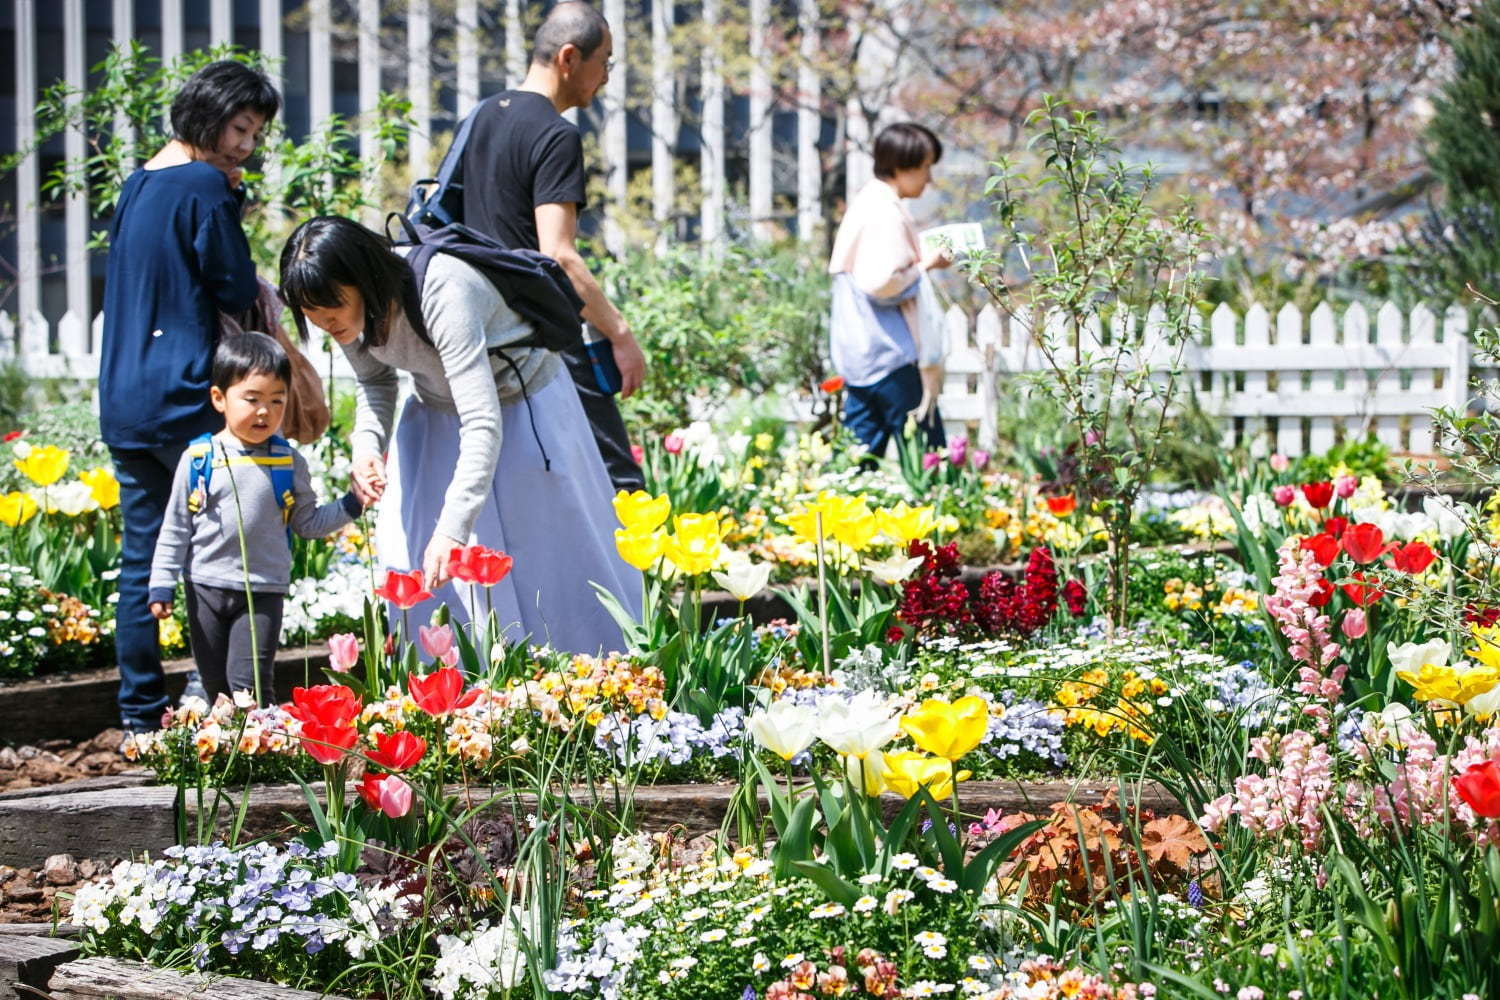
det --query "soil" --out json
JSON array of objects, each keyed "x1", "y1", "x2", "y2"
[{"x1": 0, "y1": 730, "x2": 137, "y2": 793}]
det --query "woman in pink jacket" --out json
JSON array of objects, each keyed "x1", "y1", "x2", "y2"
[{"x1": 827, "y1": 122, "x2": 951, "y2": 457}]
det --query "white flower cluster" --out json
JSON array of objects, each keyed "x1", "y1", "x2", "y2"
[
  {"x1": 430, "y1": 911, "x2": 534, "y2": 999},
  {"x1": 281, "y1": 559, "x2": 374, "y2": 643}
]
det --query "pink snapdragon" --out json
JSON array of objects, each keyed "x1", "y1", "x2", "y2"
[
  {"x1": 1200, "y1": 730, "x2": 1337, "y2": 850},
  {"x1": 1263, "y1": 540, "x2": 1347, "y2": 726}
]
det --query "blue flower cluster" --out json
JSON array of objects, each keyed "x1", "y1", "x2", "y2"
[
  {"x1": 72, "y1": 840, "x2": 401, "y2": 972},
  {"x1": 983, "y1": 692, "x2": 1067, "y2": 768},
  {"x1": 1204, "y1": 659, "x2": 1282, "y2": 729},
  {"x1": 593, "y1": 707, "x2": 747, "y2": 767}
]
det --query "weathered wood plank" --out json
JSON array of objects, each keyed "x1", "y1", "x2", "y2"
[
  {"x1": 0, "y1": 649, "x2": 331, "y2": 747},
  {"x1": 0, "y1": 933, "x2": 81, "y2": 999},
  {"x1": 47, "y1": 956, "x2": 350, "y2": 999},
  {"x1": 0, "y1": 778, "x2": 1180, "y2": 869}
]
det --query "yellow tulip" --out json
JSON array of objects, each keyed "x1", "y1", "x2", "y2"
[
  {"x1": 1468, "y1": 624, "x2": 1500, "y2": 670},
  {"x1": 900, "y1": 695, "x2": 989, "y2": 761},
  {"x1": 79, "y1": 466, "x2": 121, "y2": 510},
  {"x1": 778, "y1": 492, "x2": 879, "y2": 553},
  {"x1": 614, "y1": 527, "x2": 666, "y2": 571},
  {"x1": 1397, "y1": 663, "x2": 1460, "y2": 705},
  {"x1": 662, "y1": 513, "x2": 724, "y2": 576},
  {"x1": 0, "y1": 491, "x2": 38, "y2": 527},
  {"x1": 612, "y1": 489, "x2": 670, "y2": 531},
  {"x1": 877, "y1": 502, "x2": 937, "y2": 545},
  {"x1": 15, "y1": 444, "x2": 69, "y2": 487},
  {"x1": 881, "y1": 750, "x2": 969, "y2": 802}
]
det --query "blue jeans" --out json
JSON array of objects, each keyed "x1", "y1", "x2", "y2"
[
  {"x1": 110, "y1": 442, "x2": 187, "y2": 730},
  {"x1": 843, "y1": 364, "x2": 946, "y2": 458}
]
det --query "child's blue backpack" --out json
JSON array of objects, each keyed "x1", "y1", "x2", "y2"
[{"x1": 185, "y1": 433, "x2": 297, "y2": 546}]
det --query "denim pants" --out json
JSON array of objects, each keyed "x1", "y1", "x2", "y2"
[
  {"x1": 110, "y1": 442, "x2": 186, "y2": 730},
  {"x1": 843, "y1": 364, "x2": 946, "y2": 458}
]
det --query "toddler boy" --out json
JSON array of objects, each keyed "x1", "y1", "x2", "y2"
[{"x1": 149, "y1": 331, "x2": 363, "y2": 705}]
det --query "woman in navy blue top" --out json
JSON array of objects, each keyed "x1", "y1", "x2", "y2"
[{"x1": 101, "y1": 60, "x2": 280, "y2": 733}]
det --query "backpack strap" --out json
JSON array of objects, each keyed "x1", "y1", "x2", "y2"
[
  {"x1": 266, "y1": 434, "x2": 297, "y2": 546},
  {"x1": 404, "y1": 103, "x2": 481, "y2": 226},
  {"x1": 185, "y1": 433, "x2": 215, "y2": 514}
]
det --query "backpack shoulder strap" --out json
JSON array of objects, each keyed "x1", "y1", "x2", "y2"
[
  {"x1": 185, "y1": 433, "x2": 215, "y2": 514},
  {"x1": 266, "y1": 434, "x2": 297, "y2": 543}
]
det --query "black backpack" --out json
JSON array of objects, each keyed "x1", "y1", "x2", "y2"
[
  {"x1": 386, "y1": 214, "x2": 585, "y2": 471},
  {"x1": 404, "y1": 104, "x2": 480, "y2": 228},
  {"x1": 385, "y1": 214, "x2": 584, "y2": 355}
]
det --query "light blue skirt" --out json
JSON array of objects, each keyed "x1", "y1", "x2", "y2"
[{"x1": 374, "y1": 371, "x2": 642, "y2": 654}]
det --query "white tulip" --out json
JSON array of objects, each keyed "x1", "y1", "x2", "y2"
[
  {"x1": 713, "y1": 559, "x2": 772, "y2": 602},
  {"x1": 1386, "y1": 638, "x2": 1450, "y2": 676},
  {"x1": 816, "y1": 689, "x2": 902, "y2": 760},
  {"x1": 32, "y1": 481, "x2": 98, "y2": 516},
  {"x1": 1423, "y1": 495, "x2": 1468, "y2": 541},
  {"x1": 1465, "y1": 680, "x2": 1500, "y2": 719},
  {"x1": 845, "y1": 748, "x2": 889, "y2": 796},
  {"x1": 747, "y1": 700, "x2": 818, "y2": 761},
  {"x1": 863, "y1": 554, "x2": 926, "y2": 586}
]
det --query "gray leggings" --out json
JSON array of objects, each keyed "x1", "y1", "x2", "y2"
[{"x1": 184, "y1": 583, "x2": 283, "y2": 706}]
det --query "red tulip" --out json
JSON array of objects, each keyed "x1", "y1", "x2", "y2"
[
  {"x1": 1045, "y1": 495, "x2": 1077, "y2": 517},
  {"x1": 1454, "y1": 759, "x2": 1500, "y2": 818},
  {"x1": 1340, "y1": 523, "x2": 1388, "y2": 565},
  {"x1": 448, "y1": 544, "x2": 514, "y2": 586},
  {"x1": 1308, "y1": 577, "x2": 1335, "y2": 607},
  {"x1": 1324, "y1": 516, "x2": 1348, "y2": 539},
  {"x1": 821, "y1": 375, "x2": 846, "y2": 394},
  {"x1": 1341, "y1": 571, "x2": 1384, "y2": 607},
  {"x1": 1389, "y1": 541, "x2": 1437, "y2": 575},
  {"x1": 359, "y1": 773, "x2": 414, "y2": 818},
  {"x1": 408, "y1": 666, "x2": 480, "y2": 717},
  {"x1": 1300, "y1": 533, "x2": 1339, "y2": 568},
  {"x1": 1301, "y1": 481, "x2": 1334, "y2": 509},
  {"x1": 374, "y1": 569, "x2": 433, "y2": 609},
  {"x1": 286, "y1": 684, "x2": 362, "y2": 729},
  {"x1": 366, "y1": 730, "x2": 426, "y2": 771},
  {"x1": 298, "y1": 720, "x2": 359, "y2": 764}
]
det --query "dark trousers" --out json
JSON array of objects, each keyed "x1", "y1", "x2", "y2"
[
  {"x1": 110, "y1": 443, "x2": 187, "y2": 731},
  {"x1": 184, "y1": 583, "x2": 283, "y2": 706},
  {"x1": 560, "y1": 344, "x2": 645, "y2": 493},
  {"x1": 843, "y1": 364, "x2": 946, "y2": 458}
]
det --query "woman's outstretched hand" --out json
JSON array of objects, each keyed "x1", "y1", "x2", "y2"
[
  {"x1": 423, "y1": 532, "x2": 464, "y2": 590},
  {"x1": 352, "y1": 455, "x2": 387, "y2": 505}
]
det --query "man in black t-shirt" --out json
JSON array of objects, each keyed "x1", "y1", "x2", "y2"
[{"x1": 461, "y1": 1, "x2": 646, "y2": 492}]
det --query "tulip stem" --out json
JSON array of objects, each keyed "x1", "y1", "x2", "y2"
[
  {"x1": 816, "y1": 511, "x2": 831, "y2": 678},
  {"x1": 949, "y1": 759, "x2": 963, "y2": 849}
]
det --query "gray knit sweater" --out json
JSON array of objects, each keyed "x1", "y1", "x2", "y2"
[
  {"x1": 149, "y1": 432, "x2": 361, "y2": 600},
  {"x1": 340, "y1": 250, "x2": 563, "y2": 543}
]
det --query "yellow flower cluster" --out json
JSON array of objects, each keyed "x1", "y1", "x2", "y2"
[
  {"x1": 1162, "y1": 579, "x2": 1204, "y2": 612},
  {"x1": 752, "y1": 663, "x2": 827, "y2": 695},
  {"x1": 1049, "y1": 668, "x2": 1166, "y2": 743},
  {"x1": 530, "y1": 653, "x2": 668, "y2": 726},
  {"x1": 1397, "y1": 627, "x2": 1500, "y2": 718},
  {"x1": 42, "y1": 590, "x2": 103, "y2": 646}
]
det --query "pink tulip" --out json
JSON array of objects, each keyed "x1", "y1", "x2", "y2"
[
  {"x1": 948, "y1": 436, "x2": 968, "y2": 466},
  {"x1": 922, "y1": 452, "x2": 942, "y2": 471},
  {"x1": 970, "y1": 449, "x2": 990, "y2": 469},
  {"x1": 1335, "y1": 475, "x2": 1358, "y2": 499},
  {"x1": 360, "y1": 773, "x2": 414, "y2": 818},
  {"x1": 663, "y1": 432, "x2": 685, "y2": 455},
  {"x1": 327, "y1": 633, "x2": 360, "y2": 673},
  {"x1": 1272, "y1": 485, "x2": 1296, "y2": 507},
  {"x1": 1341, "y1": 608, "x2": 1367, "y2": 640},
  {"x1": 630, "y1": 443, "x2": 645, "y2": 464},
  {"x1": 1269, "y1": 453, "x2": 1290, "y2": 473},
  {"x1": 418, "y1": 624, "x2": 459, "y2": 667}
]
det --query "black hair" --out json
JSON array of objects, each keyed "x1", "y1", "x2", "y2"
[
  {"x1": 212, "y1": 331, "x2": 291, "y2": 392},
  {"x1": 278, "y1": 216, "x2": 425, "y2": 348},
  {"x1": 531, "y1": 2, "x2": 610, "y2": 65},
  {"x1": 170, "y1": 60, "x2": 281, "y2": 154},
  {"x1": 872, "y1": 122, "x2": 943, "y2": 179}
]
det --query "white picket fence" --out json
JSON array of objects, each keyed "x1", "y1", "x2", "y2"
[
  {"x1": 931, "y1": 299, "x2": 1482, "y2": 455},
  {"x1": 5, "y1": 300, "x2": 1488, "y2": 457}
]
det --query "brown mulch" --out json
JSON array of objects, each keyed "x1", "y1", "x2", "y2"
[{"x1": 0, "y1": 730, "x2": 135, "y2": 793}]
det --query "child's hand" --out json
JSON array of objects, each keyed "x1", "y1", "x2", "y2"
[
  {"x1": 352, "y1": 455, "x2": 386, "y2": 505},
  {"x1": 149, "y1": 601, "x2": 173, "y2": 620}
]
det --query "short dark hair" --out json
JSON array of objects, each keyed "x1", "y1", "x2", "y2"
[
  {"x1": 171, "y1": 60, "x2": 281, "y2": 154},
  {"x1": 531, "y1": 2, "x2": 610, "y2": 65},
  {"x1": 278, "y1": 217, "x2": 425, "y2": 349},
  {"x1": 872, "y1": 122, "x2": 943, "y2": 179},
  {"x1": 213, "y1": 331, "x2": 291, "y2": 392}
]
